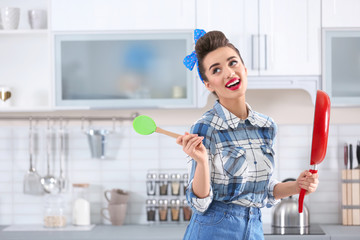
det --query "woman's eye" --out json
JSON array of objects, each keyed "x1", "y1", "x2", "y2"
[
  {"x1": 212, "y1": 68, "x2": 221, "y2": 74},
  {"x1": 230, "y1": 60, "x2": 238, "y2": 66}
]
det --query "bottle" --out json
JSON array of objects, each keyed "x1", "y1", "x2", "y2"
[
  {"x1": 72, "y1": 183, "x2": 90, "y2": 226},
  {"x1": 43, "y1": 193, "x2": 66, "y2": 228},
  {"x1": 183, "y1": 173, "x2": 189, "y2": 195},
  {"x1": 170, "y1": 173, "x2": 181, "y2": 196},
  {"x1": 146, "y1": 173, "x2": 157, "y2": 196},
  {"x1": 146, "y1": 199, "x2": 157, "y2": 222},
  {"x1": 158, "y1": 173, "x2": 169, "y2": 196},
  {"x1": 170, "y1": 199, "x2": 181, "y2": 221},
  {"x1": 182, "y1": 199, "x2": 192, "y2": 221},
  {"x1": 158, "y1": 199, "x2": 168, "y2": 222}
]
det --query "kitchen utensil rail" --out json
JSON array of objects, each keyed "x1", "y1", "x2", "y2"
[{"x1": 0, "y1": 113, "x2": 139, "y2": 122}]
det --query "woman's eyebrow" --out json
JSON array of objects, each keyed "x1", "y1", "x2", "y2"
[
  {"x1": 208, "y1": 56, "x2": 237, "y2": 71},
  {"x1": 209, "y1": 63, "x2": 220, "y2": 71}
]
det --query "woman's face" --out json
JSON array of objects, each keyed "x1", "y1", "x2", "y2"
[{"x1": 202, "y1": 46, "x2": 247, "y2": 102}]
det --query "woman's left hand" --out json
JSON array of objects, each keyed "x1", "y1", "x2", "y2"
[{"x1": 296, "y1": 170, "x2": 319, "y2": 195}]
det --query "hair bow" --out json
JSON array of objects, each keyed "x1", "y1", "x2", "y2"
[{"x1": 183, "y1": 29, "x2": 206, "y2": 83}]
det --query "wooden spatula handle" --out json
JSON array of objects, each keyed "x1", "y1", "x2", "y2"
[{"x1": 155, "y1": 127, "x2": 181, "y2": 139}]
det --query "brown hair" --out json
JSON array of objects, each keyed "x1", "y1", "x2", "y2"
[{"x1": 195, "y1": 31, "x2": 244, "y2": 82}]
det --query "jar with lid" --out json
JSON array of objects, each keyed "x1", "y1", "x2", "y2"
[
  {"x1": 170, "y1": 173, "x2": 181, "y2": 196},
  {"x1": 43, "y1": 193, "x2": 67, "y2": 228},
  {"x1": 182, "y1": 199, "x2": 192, "y2": 221},
  {"x1": 146, "y1": 199, "x2": 157, "y2": 222},
  {"x1": 146, "y1": 173, "x2": 157, "y2": 196},
  {"x1": 183, "y1": 173, "x2": 189, "y2": 195},
  {"x1": 158, "y1": 173, "x2": 169, "y2": 196},
  {"x1": 170, "y1": 199, "x2": 181, "y2": 221},
  {"x1": 72, "y1": 183, "x2": 90, "y2": 226},
  {"x1": 158, "y1": 199, "x2": 168, "y2": 221}
]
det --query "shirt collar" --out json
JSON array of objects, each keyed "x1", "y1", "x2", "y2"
[{"x1": 212, "y1": 100, "x2": 272, "y2": 130}]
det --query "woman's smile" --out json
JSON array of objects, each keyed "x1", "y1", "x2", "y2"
[{"x1": 225, "y1": 77, "x2": 241, "y2": 90}]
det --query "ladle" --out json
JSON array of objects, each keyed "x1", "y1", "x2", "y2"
[{"x1": 40, "y1": 119, "x2": 58, "y2": 193}]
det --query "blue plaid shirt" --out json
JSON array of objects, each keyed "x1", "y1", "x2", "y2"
[{"x1": 186, "y1": 101, "x2": 280, "y2": 214}]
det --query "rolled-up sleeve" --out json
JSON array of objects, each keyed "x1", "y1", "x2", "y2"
[
  {"x1": 185, "y1": 156, "x2": 213, "y2": 214},
  {"x1": 266, "y1": 178, "x2": 280, "y2": 208}
]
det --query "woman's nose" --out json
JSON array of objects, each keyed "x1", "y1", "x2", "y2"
[{"x1": 225, "y1": 70, "x2": 235, "y2": 79}]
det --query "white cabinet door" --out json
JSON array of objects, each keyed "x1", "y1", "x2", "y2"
[
  {"x1": 196, "y1": 0, "x2": 258, "y2": 75},
  {"x1": 51, "y1": 0, "x2": 195, "y2": 31},
  {"x1": 259, "y1": 0, "x2": 321, "y2": 75},
  {"x1": 322, "y1": 0, "x2": 360, "y2": 27},
  {"x1": 196, "y1": 0, "x2": 321, "y2": 76}
]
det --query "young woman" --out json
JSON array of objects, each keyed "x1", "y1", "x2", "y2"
[{"x1": 176, "y1": 30, "x2": 319, "y2": 240}]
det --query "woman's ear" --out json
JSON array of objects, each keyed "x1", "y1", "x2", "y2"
[{"x1": 204, "y1": 81, "x2": 214, "y2": 92}]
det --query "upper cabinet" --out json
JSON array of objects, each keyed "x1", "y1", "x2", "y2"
[
  {"x1": 322, "y1": 0, "x2": 360, "y2": 106},
  {"x1": 0, "y1": 0, "x2": 51, "y2": 111},
  {"x1": 51, "y1": 0, "x2": 196, "y2": 31},
  {"x1": 322, "y1": 0, "x2": 360, "y2": 27},
  {"x1": 196, "y1": 0, "x2": 321, "y2": 76}
]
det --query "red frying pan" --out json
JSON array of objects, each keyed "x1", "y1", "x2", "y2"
[{"x1": 298, "y1": 90, "x2": 331, "y2": 213}]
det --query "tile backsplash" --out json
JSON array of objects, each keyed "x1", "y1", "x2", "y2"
[{"x1": 0, "y1": 122, "x2": 359, "y2": 226}]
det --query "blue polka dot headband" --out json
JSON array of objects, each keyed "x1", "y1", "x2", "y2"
[{"x1": 183, "y1": 29, "x2": 206, "y2": 83}]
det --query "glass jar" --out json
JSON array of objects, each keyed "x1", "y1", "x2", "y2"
[
  {"x1": 158, "y1": 199, "x2": 168, "y2": 222},
  {"x1": 170, "y1": 173, "x2": 181, "y2": 196},
  {"x1": 43, "y1": 193, "x2": 66, "y2": 228},
  {"x1": 146, "y1": 173, "x2": 157, "y2": 196},
  {"x1": 183, "y1": 173, "x2": 189, "y2": 195},
  {"x1": 72, "y1": 183, "x2": 91, "y2": 226},
  {"x1": 158, "y1": 173, "x2": 169, "y2": 196},
  {"x1": 146, "y1": 199, "x2": 157, "y2": 222},
  {"x1": 182, "y1": 199, "x2": 192, "y2": 221},
  {"x1": 170, "y1": 199, "x2": 181, "y2": 221}
]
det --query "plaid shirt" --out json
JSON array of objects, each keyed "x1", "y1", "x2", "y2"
[{"x1": 186, "y1": 101, "x2": 280, "y2": 214}]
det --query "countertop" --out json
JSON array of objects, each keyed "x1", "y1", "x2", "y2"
[{"x1": 0, "y1": 224, "x2": 359, "y2": 240}]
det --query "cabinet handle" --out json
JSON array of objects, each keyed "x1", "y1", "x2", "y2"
[
  {"x1": 251, "y1": 34, "x2": 259, "y2": 71},
  {"x1": 259, "y1": 34, "x2": 267, "y2": 71}
]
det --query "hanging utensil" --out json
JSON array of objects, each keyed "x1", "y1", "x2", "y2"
[
  {"x1": 133, "y1": 115, "x2": 180, "y2": 138},
  {"x1": 40, "y1": 118, "x2": 59, "y2": 193},
  {"x1": 23, "y1": 118, "x2": 44, "y2": 195},
  {"x1": 298, "y1": 90, "x2": 331, "y2": 213},
  {"x1": 58, "y1": 119, "x2": 67, "y2": 193}
]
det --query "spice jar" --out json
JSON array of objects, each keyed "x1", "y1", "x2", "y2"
[
  {"x1": 72, "y1": 183, "x2": 90, "y2": 226},
  {"x1": 158, "y1": 199, "x2": 168, "y2": 221},
  {"x1": 146, "y1": 199, "x2": 157, "y2": 222},
  {"x1": 182, "y1": 199, "x2": 192, "y2": 221},
  {"x1": 159, "y1": 174, "x2": 169, "y2": 196},
  {"x1": 146, "y1": 173, "x2": 157, "y2": 196},
  {"x1": 170, "y1": 173, "x2": 181, "y2": 196},
  {"x1": 183, "y1": 173, "x2": 189, "y2": 195},
  {"x1": 170, "y1": 199, "x2": 181, "y2": 221},
  {"x1": 43, "y1": 193, "x2": 66, "y2": 228}
]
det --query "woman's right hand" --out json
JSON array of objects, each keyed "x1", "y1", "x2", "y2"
[{"x1": 176, "y1": 132, "x2": 208, "y2": 164}]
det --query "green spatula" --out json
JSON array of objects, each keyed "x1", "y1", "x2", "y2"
[{"x1": 133, "y1": 115, "x2": 181, "y2": 139}]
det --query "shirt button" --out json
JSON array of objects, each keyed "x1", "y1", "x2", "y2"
[
  {"x1": 250, "y1": 211, "x2": 253, "y2": 215},
  {"x1": 254, "y1": 161, "x2": 257, "y2": 164},
  {"x1": 266, "y1": 149, "x2": 271, "y2": 153}
]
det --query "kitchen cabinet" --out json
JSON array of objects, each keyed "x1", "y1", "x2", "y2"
[
  {"x1": 0, "y1": 0, "x2": 51, "y2": 112},
  {"x1": 196, "y1": 0, "x2": 321, "y2": 104},
  {"x1": 322, "y1": 0, "x2": 360, "y2": 28},
  {"x1": 322, "y1": 29, "x2": 360, "y2": 106},
  {"x1": 51, "y1": 0, "x2": 196, "y2": 31},
  {"x1": 196, "y1": 0, "x2": 321, "y2": 76}
]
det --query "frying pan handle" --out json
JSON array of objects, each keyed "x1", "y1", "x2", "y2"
[{"x1": 298, "y1": 169, "x2": 318, "y2": 213}]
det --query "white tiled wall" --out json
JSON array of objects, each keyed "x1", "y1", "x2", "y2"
[{"x1": 0, "y1": 122, "x2": 359, "y2": 226}]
